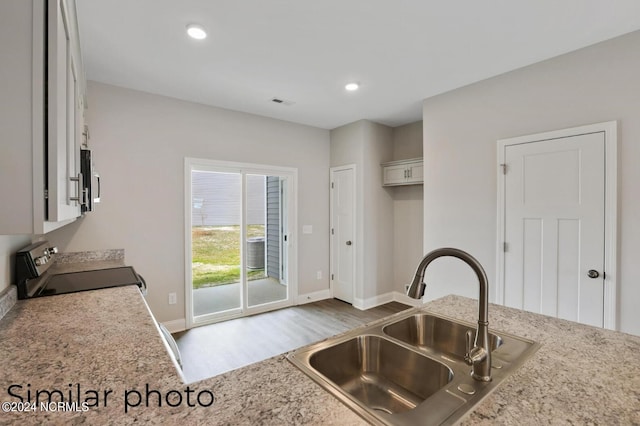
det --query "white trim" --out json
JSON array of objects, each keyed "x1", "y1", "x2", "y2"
[
  {"x1": 352, "y1": 291, "x2": 422, "y2": 310},
  {"x1": 184, "y1": 157, "x2": 298, "y2": 330},
  {"x1": 603, "y1": 122, "x2": 618, "y2": 331},
  {"x1": 240, "y1": 173, "x2": 247, "y2": 314},
  {"x1": 329, "y1": 164, "x2": 357, "y2": 304},
  {"x1": 162, "y1": 319, "x2": 187, "y2": 333},
  {"x1": 496, "y1": 121, "x2": 618, "y2": 330},
  {"x1": 353, "y1": 292, "x2": 394, "y2": 310},
  {"x1": 187, "y1": 158, "x2": 299, "y2": 176},
  {"x1": 32, "y1": 1, "x2": 46, "y2": 233},
  {"x1": 192, "y1": 297, "x2": 296, "y2": 327},
  {"x1": 184, "y1": 158, "x2": 194, "y2": 329},
  {"x1": 193, "y1": 308, "x2": 244, "y2": 326},
  {"x1": 296, "y1": 289, "x2": 332, "y2": 305}
]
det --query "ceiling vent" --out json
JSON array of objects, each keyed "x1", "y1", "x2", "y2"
[{"x1": 271, "y1": 97, "x2": 295, "y2": 106}]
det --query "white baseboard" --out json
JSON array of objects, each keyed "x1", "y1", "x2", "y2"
[
  {"x1": 353, "y1": 292, "x2": 395, "y2": 310},
  {"x1": 353, "y1": 291, "x2": 423, "y2": 310},
  {"x1": 296, "y1": 288, "x2": 331, "y2": 305},
  {"x1": 162, "y1": 318, "x2": 187, "y2": 333}
]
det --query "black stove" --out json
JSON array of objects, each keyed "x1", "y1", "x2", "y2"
[{"x1": 14, "y1": 241, "x2": 145, "y2": 299}]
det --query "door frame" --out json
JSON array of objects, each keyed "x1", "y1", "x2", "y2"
[
  {"x1": 279, "y1": 179, "x2": 288, "y2": 285},
  {"x1": 184, "y1": 157, "x2": 298, "y2": 329},
  {"x1": 495, "y1": 121, "x2": 618, "y2": 330},
  {"x1": 330, "y1": 164, "x2": 357, "y2": 303}
]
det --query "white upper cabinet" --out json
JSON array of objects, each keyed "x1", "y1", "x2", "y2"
[
  {"x1": 47, "y1": 0, "x2": 84, "y2": 222},
  {"x1": 381, "y1": 158, "x2": 424, "y2": 186},
  {"x1": 0, "y1": 0, "x2": 86, "y2": 234}
]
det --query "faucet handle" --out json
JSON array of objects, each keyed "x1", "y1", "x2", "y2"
[{"x1": 465, "y1": 330, "x2": 474, "y2": 365}]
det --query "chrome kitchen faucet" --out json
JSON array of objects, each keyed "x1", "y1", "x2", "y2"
[{"x1": 406, "y1": 248, "x2": 492, "y2": 381}]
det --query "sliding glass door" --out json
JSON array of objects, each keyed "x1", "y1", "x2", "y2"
[
  {"x1": 185, "y1": 159, "x2": 297, "y2": 327},
  {"x1": 245, "y1": 174, "x2": 289, "y2": 308}
]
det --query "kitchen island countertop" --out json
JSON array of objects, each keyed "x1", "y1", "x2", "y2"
[{"x1": 0, "y1": 287, "x2": 638, "y2": 425}]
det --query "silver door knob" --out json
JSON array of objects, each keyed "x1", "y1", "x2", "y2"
[
  {"x1": 346, "y1": 241, "x2": 352, "y2": 246},
  {"x1": 587, "y1": 270, "x2": 600, "y2": 279}
]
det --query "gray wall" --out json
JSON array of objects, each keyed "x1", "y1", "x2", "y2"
[
  {"x1": 422, "y1": 30, "x2": 640, "y2": 336},
  {"x1": 48, "y1": 81, "x2": 330, "y2": 323},
  {"x1": 391, "y1": 121, "x2": 423, "y2": 292},
  {"x1": 0, "y1": 235, "x2": 31, "y2": 292},
  {"x1": 330, "y1": 120, "x2": 394, "y2": 305},
  {"x1": 362, "y1": 122, "x2": 395, "y2": 300}
]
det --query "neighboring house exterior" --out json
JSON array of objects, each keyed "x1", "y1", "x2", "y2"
[
  {"x1": 191, "y1": 171, "x2": 265, "y2": 226},
  {"x1": 191, "y1": 171, "x2": 282, "y2": 281}
]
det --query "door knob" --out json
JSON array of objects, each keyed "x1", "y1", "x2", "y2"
[
  {"x1": 587, "y1": 270, "x2": 600, "y2": 279},
  {"x1": 346, "y1": 241, "x2": 352, "y2": 246}
]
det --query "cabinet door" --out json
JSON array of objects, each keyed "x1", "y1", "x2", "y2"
[
  {"x1": 383, "y1": 164, "x2": 409, "y2": 185},
  {"x1": 406, "y1": 163, "x2": 424, "y2": 184},
  {"x1": 47, "y1": 0, "x2": 81, "y2": 222}
]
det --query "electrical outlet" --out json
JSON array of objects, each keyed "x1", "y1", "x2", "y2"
[
  {"x1": 168, "y1": 292, "x2": 177, "y2": 305},
  {"x1": 316, "y1": 270, "x2": 322, "y2": 280}
]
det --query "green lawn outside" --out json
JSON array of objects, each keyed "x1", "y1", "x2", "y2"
[{"x1": 192, "y1": 225, "x2": 266, "y2": 289}]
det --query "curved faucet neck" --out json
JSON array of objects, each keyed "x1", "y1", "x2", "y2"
[
  {"x1": 407, "y1": 248, "x2": 488, "y2": 323},
  {"x1": 407, "y1": 247, "x2": 492, "y2": 381}
]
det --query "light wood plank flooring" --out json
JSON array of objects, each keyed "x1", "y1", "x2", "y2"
[{"x1": 174, "y1": 299, "x2": 410, "y2": 383}]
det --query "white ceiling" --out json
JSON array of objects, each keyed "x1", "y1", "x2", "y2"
[{"x1": 76, "y1": 1, "x2": 640, "y2": 130}]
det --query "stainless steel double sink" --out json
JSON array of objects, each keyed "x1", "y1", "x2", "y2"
[{"x1": 287, "y1": 310, "x2": 540, "y2": 425}]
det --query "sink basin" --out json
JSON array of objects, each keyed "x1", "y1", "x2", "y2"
[
  {"x1": 288, "y1": 310, "x2": 540, "y2": 426},
  {"x1": 309, "y1": 335, "x2": 453, "y2": 414},
  {"x1": 383, "y1": 314, "x2": 503, "y2": 361}
]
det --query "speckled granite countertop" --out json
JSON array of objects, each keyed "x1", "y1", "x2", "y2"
[{"x1": 0, "y1": 290, "x2": 638, "y2": 425}]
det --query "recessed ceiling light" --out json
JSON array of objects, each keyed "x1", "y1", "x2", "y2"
[
  {"x1": 186, "y1": 24, "x2": 207, "y2": 40},
  {"x1": 345, "y1": 82, "x2": 359, "y2": 91}
]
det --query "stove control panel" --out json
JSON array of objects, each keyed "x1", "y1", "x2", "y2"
[{"x1": 15, "y1": 241, "x2": 58, "y2": 282}]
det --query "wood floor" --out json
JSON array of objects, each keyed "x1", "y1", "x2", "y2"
[{"x1": 174, "y1": 298, "x2": 410, "y2": 383}]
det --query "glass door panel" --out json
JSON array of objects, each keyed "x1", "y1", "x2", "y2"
[
  {"x1": 246, "y1": 175, "x2": 287, "y2": 307},
  {"x1": 191, "y1": 171, "x2": 242, "y2": 318}
]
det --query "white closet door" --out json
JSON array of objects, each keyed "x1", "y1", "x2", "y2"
[{"x1": 504, "y1": 131, "x2": 605, "y2": 327}]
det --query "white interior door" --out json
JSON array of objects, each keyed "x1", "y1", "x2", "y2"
[
  {"x1": 330, "y1": 166, "x2": 355, "y2": 303},
  {"x1": 502, "y1": 132, "x2": 606, "y2": 327}
]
